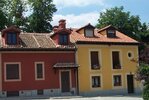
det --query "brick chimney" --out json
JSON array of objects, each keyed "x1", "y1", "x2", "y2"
[
  {"x1": 53, "y1": 25, "x2": 58, "y2": 32},
  {"x1": 59, "y1": 19, "x2": 66, "y2": 29}
]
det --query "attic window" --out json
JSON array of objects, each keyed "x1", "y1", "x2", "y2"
[
  {"x1": 85, "y1": 28, "x2": 94, "y2": 37},
  {"x1": 7, "y1": 32, "x2": 17, "y2": 45},
  {"x1": 59, "y1": 34, "x2": 68, "y2": 45},
  {"x1": 107, "y1": 30, "x2": 116, "y2": 38}
]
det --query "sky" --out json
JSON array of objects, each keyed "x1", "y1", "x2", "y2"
[{"x1": 51, "y1": 0, "x2": 149, "y2": 28}]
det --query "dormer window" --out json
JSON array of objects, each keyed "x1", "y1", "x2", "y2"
[
  {"x1": 59, "y1": 34, "x2": 68, "y2": 45},
  {"x1": 107, "y1": 30, "x2": 116, "y2": 38},
  {"x1": 85, "y1": 28, "x2": 94, "y2": 37},
  {"x1": 7, "y1": 32, "x2": 17, "y2": 45}
]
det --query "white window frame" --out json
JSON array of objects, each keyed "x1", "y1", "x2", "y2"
[
  {"x1": 127, "y1": 51, "x2": 134, "y2": 59},
  {"x1": 112, "y1": 74, "x2": 123, "y2": 89},
  {"x1": 111, "y1": 50, "x2": 123, "y2": 70},
  {"x1": 89, "y1": 49, "x2": 102, "y2": 71},
  {"x1": 4, "y1": 62, "x2": 21, "y2": 82},
  {"x1": 90, "y1": 74, "x2": 102, "y2": 90},
  {"x1": 35, "y1": 62, "x2": 45, "y2": 80}
]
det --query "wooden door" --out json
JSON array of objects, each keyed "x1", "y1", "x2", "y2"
[{"x1": 61, "y1": 71, "x2": 70, "y2": 92}]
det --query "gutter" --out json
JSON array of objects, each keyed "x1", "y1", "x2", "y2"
[{"x1": 0, "y1": 48, "x2": 76, "y2": 51}]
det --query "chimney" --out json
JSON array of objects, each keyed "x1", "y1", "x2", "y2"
[
  {"x1": 53, "y1": 25, "x2": 58, "y2": 32},
  {"x1": 59, "y1": 19, "x2": 66, "y2": 29}
]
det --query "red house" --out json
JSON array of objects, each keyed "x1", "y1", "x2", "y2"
[{"x1": 0, "y1": 20, "x2": 79, "y2": 97}]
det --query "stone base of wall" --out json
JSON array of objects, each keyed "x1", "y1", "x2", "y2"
[
  {"x1": 0, "y1": 88, "x2": 77, "y2": 97},
  {"x1": 79, "y1": 88, "x2": 142, "y2": 96}
]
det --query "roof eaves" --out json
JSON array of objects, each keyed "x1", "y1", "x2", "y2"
[{"x1": 76, "y1": 41, "x2": 139, "y2": 45}]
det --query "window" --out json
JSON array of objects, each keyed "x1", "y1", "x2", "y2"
[
  {"x1": 59, "y1": 34, "x2": 68, "y2": 45},
  {"x1": 90, "y1": 51, "x2": 100, "y2": 69},
  {"x1": 85, "y1": 28, "x2": 94, "y2": 37},
  {"x1": 37, "y1": 90, "x2": 43, "y2": 95},
  {"x1": 7, "y1": 32, "x2": 17, "y2": 45},
  {"x1": 35, "y1": 62, "x2": 44, "y2": 80},
  {"x1": 5, "y1": 63, "x2": 21, "y2": 81},
  {"x1": 113, "y1": 75, "x2": 122, "y2": 86},
  {"x1": 92, "y1": 76, "x2": 101, "y2": 88},
  {"x1": 107, "y1": 30, "x2": 116, "y2": 38},
  {"x1": 127, "y1": 51, "x2": 134, "y2": 59},
  {"x1": 112, "y1": 51, "x2": 121, "y2": 69}
]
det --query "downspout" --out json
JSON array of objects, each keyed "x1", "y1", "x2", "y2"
[{"x1": 74, "y1": 44, "x2": 79, "y2": 95}]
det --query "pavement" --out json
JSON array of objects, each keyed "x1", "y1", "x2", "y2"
[{"x1": 0, "y1": 95, "x2": 143, "y2": 100}]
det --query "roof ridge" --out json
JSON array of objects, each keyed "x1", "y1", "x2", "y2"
[{"x1": 32, "y1": 35, "x2": 41, "y2": 48}]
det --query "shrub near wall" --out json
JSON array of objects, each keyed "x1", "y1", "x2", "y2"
[{"x1": 143, "y1": 83, "x2": 149, "y2": 100}]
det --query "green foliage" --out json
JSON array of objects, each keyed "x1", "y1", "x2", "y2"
[
  {"x1": 4, "y1": 0, "x2": 28, "y2": 30},
  {"x1": 143, "y1": 83, "x2": 149, "y2": 100},
  {"x1": 139, "y1": 23, "x2": 149, "y2": 43},
  {"x1": 0, "y1": 0, "x2": 7, "y2": 30},
  {"x1": 136, "y1": 63, "x2": 149, "y2": 81},
  {"x1": 27, "y1": 0, "x2": 57, "y2": 32},
  {"x1": 0, "y1": 0, "x2": 56, "y2": 32},
  {"x1": 136, "y1": 63, "x2": 149, "y2": 100},
  {"x1": 96, "y1": 6, "x2": 142, "y2": 40}
]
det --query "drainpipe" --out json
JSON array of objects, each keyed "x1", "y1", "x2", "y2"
[{"x1": 74, "y1": 44, "x2": 79, "y2": 95}]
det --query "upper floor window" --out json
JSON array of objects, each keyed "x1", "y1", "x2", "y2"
[
  {"x1": 85, "y1": 28, "x2": 94, "y2": 37},
  {"x1": 7, "y1": 32, "x2": 17, "y2": 45},
  {"x1": 59, "y1": 34, "x2": 68, "y2": 45},
  {"x1": 112, "y1": 51, "x2": 121, "y2": 69},
  {"x1": 35, "y1": 62, "x2": 45, "y2": 80},
  {"x1": 90, "y1": 51, "x2": 100, "y2": 69},
  {"x1": 107, "y1": 30, "x2": 116, "y2": 38},
  {"x1": 5, "y1": 63, "x2": 21, "y2": 81}
]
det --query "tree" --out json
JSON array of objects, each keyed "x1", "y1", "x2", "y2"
[
  {"x1": 27, "y1": 0, "x2": 57, "y2": 33},
  {"x1": 139, "y1": 23, "x2": 149, "y2": 43},
  {"x1": 96, "y1": 6, "x2": 142, "y2": 39},
  {"x1": 4, "y1": 0, "x2": 27, "y2": 30},
  {"x1": 136, "y1": 63, "x2": 149, "y2": 100},
  {"x1": 0, "y1": 0, "x2": 7, "y2": 30}
]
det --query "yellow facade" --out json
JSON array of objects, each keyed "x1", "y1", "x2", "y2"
[{"x1": 76, "y1": 28, "x2": 140, "y2": 94}]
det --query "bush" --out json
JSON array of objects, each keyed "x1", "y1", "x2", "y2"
[{"x1": 143, "y1": 83, "x2": 149, "y2": 100}]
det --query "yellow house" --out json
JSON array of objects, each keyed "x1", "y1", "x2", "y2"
[{"x1": 71, "y1": 24, "x2": 141, "y2": 96}]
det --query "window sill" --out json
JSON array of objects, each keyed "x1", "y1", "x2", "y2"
[
  {"x1": 91, "y1": 66, "x2": 101, "y2": 70},
  {"x1": 5, "y1": 79, "x2": 21, "y2": 82}
]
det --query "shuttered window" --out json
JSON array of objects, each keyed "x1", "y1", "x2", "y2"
[{"x1": 6, "y1": 64, "x2": 20, "y2": 80}]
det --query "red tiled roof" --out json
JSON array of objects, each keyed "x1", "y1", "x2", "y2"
[{"x1": 70, "y1": 26, "x2": 139, "y2": 44}]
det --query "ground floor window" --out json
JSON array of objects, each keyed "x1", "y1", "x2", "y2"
[
  {"x1": 35, "y1": 62, "x2": 45, "y2": 80},
  {"x1": 113, "y1": 75, "x2": 122, "y2": 86},
  {"x1": 37, "y1": 90, "x2": 43, "y2": 95},
  {"x1": 92, "y1": 76, "x2": 101, "y2": 88},
  {"x1": 5, "y1": 63, "x2": 21, "y2": 81}
]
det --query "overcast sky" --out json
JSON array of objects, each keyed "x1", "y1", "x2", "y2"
[{"x1": 51, "y1": 0, "x2": 149, "y2": 28}]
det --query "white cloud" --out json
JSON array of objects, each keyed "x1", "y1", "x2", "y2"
[
  {"x1": 53, "y1": 0, "x2": 105, "y2": 8},
  {"x1": 51, "y1": 12, "x2": 99, "y2": 28}
]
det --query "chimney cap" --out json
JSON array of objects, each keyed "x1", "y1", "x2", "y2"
[{"x1": 59, "y1": 19, "x2": 66, "y2": 23}]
